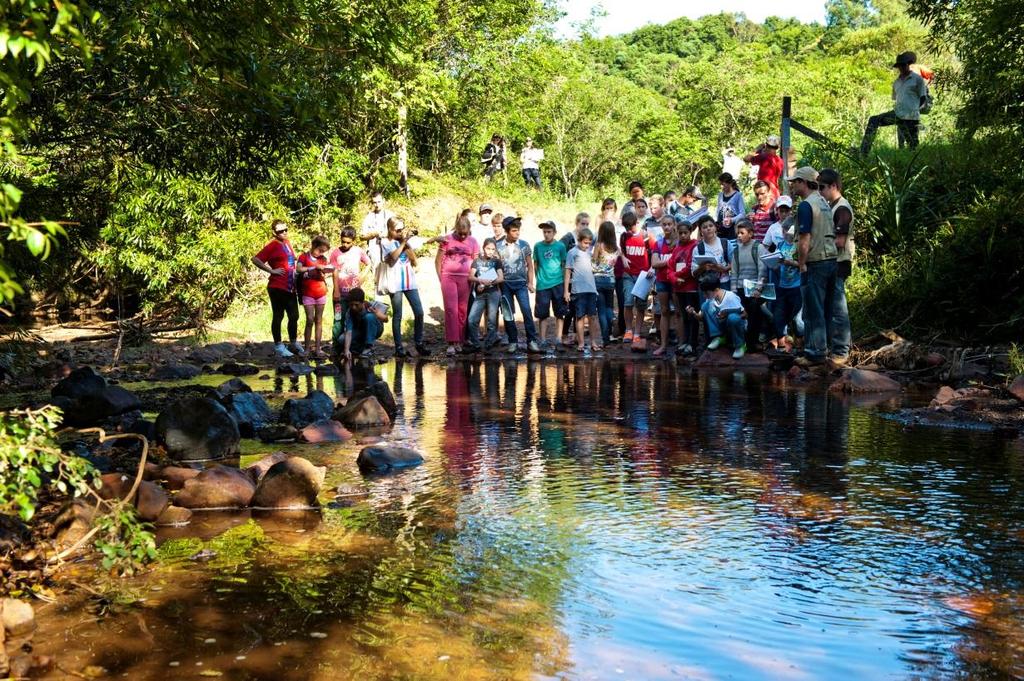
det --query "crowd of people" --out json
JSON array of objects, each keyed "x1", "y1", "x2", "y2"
[{"x1": 252, "y1": 137, "x2": 854, "y2": 368}]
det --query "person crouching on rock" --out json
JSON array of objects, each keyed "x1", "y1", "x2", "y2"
[
  {"x1": 687, "y1": 279, "x2": 748, "y2": 360},
  {"x1": 342, "y1": 288, "x2": 388, "y2": 361}
]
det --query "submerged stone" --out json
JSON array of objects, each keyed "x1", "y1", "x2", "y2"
[{"x1": 356, "y1": 445, "x2": 424, "y2": 474}]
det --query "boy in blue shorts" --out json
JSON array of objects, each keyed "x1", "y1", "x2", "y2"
[
  {"x1": 533, "y1": 220, "x2": 567, "y2": 350},
  {"x1": 564, "y1": 228, "x2": 601, "y2": 352}
]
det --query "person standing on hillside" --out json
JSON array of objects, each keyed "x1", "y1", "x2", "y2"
[
  {"x1": 251, "y1": 219, "x2": 301, "y2": 358},
  {"x1": 481, "y1": 134, "x2": 506, "y2": 182},
  {"x1": 744, "y1": 136, "x2": 783, "y2": 196},
  {"x1": 860, "y1": 51, "x2": 929, "y2": 154},
  {"x1": 721, "y1": 147, "x2": 743, "y2": 181},
  {"x1": 360, "y1": 192, "x2": 394, "y2": 268},
  {"x1": 520, "y1": 138, "x2": 544, "y2": 190},
  {"x1": 817, "y1": 168, "x2": 854, "y2": 365},
  {"x1": 789, "y1": 166, "x2": 838, "y2": 368}
]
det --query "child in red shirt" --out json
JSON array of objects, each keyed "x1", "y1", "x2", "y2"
[
  {"x1": 296, "y1": 235, "x2": 332, "y2": 358},
  {"x1": 668, "y1": 216, "x2": 699, "y2": 356}
]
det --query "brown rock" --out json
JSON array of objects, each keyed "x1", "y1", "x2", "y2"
[
  {"x1": 51, "y1": 500, "x2": 96, "y2": 550},
  {"x1": 251, "y1": 457, "x2": 326, "y2": 509},
  {"x1": 160, "y1": 466, "x2": 200, "y2": 491},
  {"x1": 173, "y1": 465, "x2": 255, "y2": 509},
  {"x1": 244, "y1": 452, "x2": 289, "y2": 485},
  {"x1": 97, "y1": 472, "x2": 133, "y2": 501},
  {"x1": 829, "y1": 368, "x2": 902, "y2": 394},
  {"x1": 931, "y1": 386, "x2": 957, "y2": 408},
  {"x1": 155, "y1": 505, "x2": 192, "y2": 526},
  {"x1": 134, "y1": 481, "x2": 169, "y2": 521},
  {"x1": 1009, "y1": 375, "x2": 1024, "y2": 402},
  {"x1": 925, "y1": 352, "x2": 946, "y2": 367},
  {"x1": 143, "y1": 462, "x2": 163, "y2": 480},
  {"x1": 1, "y1": 598, "x2": 35, "y2": 636},
  {"x1": 333, "y1": 396, "x2": 391, "y2": 428},
  {"x1": 298, "y1": 419, "x2": 352, "y2": 443}
]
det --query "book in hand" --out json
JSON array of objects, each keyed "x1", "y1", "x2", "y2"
[
  {"x1": 630, "y1": 270, "x2": 654, "y2": 300},
  {"x1": 692, "y1": 254, "x2": 720, "y2": 266},
  {"x1": 743, "y1": 279, "x2": 776, "y2": 300},
  {"x1": 759, "y1": 250, "x2": 783, "y2": 270},
  {"x1": 369, "y1": 300, "x2": 390, "y2": 315}
]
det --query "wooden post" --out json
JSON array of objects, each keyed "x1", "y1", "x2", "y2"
[{"x1": 780, "y1": 96, "x2": 791, "y2": 191}]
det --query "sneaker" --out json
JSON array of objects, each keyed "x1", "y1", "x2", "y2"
[
  {"x1": 830, "y1": 355, "x2": 850, "y2": 367},
  {"x1": 446, "y1": 345, "x2": 457, "y2": 356},
  {"x1": 415, "y1": 344, "x2": 430, "y2": 357},
  {"x1": 623, "y1": 330, "x2": 634, "y2": 343},
  {"x1": 706, "y1": 337, "x2": 723, "y2": 351},
  {"x1": 677, "y1": 343, "x2": 694, "y2": 356},
  {"x1": 275, "y1": 343, "x2": 294, "y2": 358},
  {"x1": 506, "y1": 343, "x2": 517, "y2": 354},
  {"x1": 527, "y1": 340, "x2": 542, "y2": 353},
  {"x1": 794, "y1": 355, "x2": 824, "y2": 368},
  {"x1": 732, "y1": 344, "x2": 746, "y2": 359},
  {"x1": 359, "y1": 348, "x2": 374, "y2": 359},
  {"x1": 289, "y1": 342, "x2": 305, "y2": 356},
  {"x1": 609, "y1": 335, "x2": 622, "y2": 344}
]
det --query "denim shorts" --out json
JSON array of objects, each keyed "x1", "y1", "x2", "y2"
[
  {"x1": 534, "y1": 284, "x2": 567, "y2": 319},
  {"x1": 655, "y1": 281, "x2": 673, "y2": 294},
  {"x1": 573, "y1": 292, "x2": 598, "y2": 317}
]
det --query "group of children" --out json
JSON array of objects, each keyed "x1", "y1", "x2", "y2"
[{"x1": 255, "y1": 168, "x2": 843, "y2": 363}]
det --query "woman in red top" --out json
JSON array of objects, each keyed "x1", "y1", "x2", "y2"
[
  {"x1": 251, "y1": 219, "x2": 301, "y2": 358},
  {"x1": 296, "y1": 234, "x2": 332, "y2": 359},
  {"x1": 667, "y1": 216, "x2": 700, "y2": 356}
]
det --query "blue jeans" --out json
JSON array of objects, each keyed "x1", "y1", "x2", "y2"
[
  {"x1": 350, "y1": 312, "x2": 384, "y2": 353},
  {"x1": 830, "y1": 275, "x2": 851, "y2": 358},
  {"x1": 502, "y1": 280, "x2": 538, "y2": 344},
  {"x1": 522, "y1": 168, "x2": 541, "y2": 189},
  {"x1": 596, "y1": 279, "x2": 615, "y2": 345},
  {"x1": 772, "y1": 286, "x2": 803, "y2": 339},
  {"x1": 801, "y1": 259, "x2": 837, "y2": 360},
  {"x1": 467, "y1": 288, "x2": 501, "y2": 348},
  {"x1": 389, "y1": 288, "x2": 423, "y2": 349},
  {"x1": 702, "y1": 300, "x2": 747, "y2": 348}
]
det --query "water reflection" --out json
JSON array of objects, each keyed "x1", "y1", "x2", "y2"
[{"x1": 36, "y1": 362, "x2": 1024, "y2": 680}]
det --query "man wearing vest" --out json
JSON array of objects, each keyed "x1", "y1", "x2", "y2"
[
  {"x1": 818, "y1": 168, "x2": 854, "y2": 364},
  {"x1": 789, "y1": 166, "x2": 838, "y2": 367}
]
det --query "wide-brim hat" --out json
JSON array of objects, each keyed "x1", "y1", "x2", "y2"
[
  {"x1": 791, "y1": 166, "x2": 818, "y2": 183},
  {"x1": 893, "y1": 51, "x2": 916, "y2": 67}
]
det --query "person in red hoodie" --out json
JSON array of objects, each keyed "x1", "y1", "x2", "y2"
[
  {"x1": 619, "y1": 211, "x2": 653, "y2": 350},
  {"x1": 667, "y1": 214, "x2": 699, "y2": 356}
]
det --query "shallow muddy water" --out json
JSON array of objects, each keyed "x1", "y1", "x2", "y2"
[{"x1": 34, "y1": 362, "x2": 1024, "y2": 679}]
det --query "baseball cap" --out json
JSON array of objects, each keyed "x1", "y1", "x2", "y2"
[
  {"x1": 893, "y1": 51, "x2": 916, "y2": 67},
  {"x1": 791, "y1": 166, "x2": 818, "y2": 183},
  {"x1": 539, "y1": 220, "x2": 557, "y2": 231},
  {"x1": 765, "y1": 135, "x2": 780, "y2": 148},
  {"x1": 501, "y1": 215, "x2": 522, "y2": 230},
  {"x1": 775, "y1": 195, "x2": 793, "y2": 208},
  {"x1": 478, "y1": 203, "x2": 493, "y2": 215}
]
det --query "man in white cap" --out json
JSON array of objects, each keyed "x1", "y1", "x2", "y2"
[
  {"x1": 860, "y1": 51, "x2": 929, "y2": 154},
  {"x1": 788, "y1": 166, "x2": 838, "y2": 367},
  {"x1": 472, "y1": 204, "x2": 494, "y2": 250},
  {"x1": 744, "y1": 135, "x2": 784, "y2": 197},
  {"x1": 360, "y1": 191, "x2": 395, "y2": 267}
]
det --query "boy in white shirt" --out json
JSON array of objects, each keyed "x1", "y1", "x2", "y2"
[{"x1": 687, "y1": 279, "x2": 748, "y2": 359}]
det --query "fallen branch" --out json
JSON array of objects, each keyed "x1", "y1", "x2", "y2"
[{"x1": 47, "y1": 429, "x2": 149, "y2": 565}]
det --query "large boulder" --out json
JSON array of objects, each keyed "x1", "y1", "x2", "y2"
[
  {"x1": 280, "y1": 391, "x2": 334, "y2": 429},
  {"x1": 349, "y1": 382, "x2": 398, "y2": 421},
  {"x1": 187, "y1": 342, "x2": 237, "y2": 365},
  {"x1": 244, "y1": 452, "x2": 290, "y2": 485},
  {"x1": 333, "y1": 396, "x2": 390, "y2": 428},
  {"x1": 356, "y1": 445, "x2": 424, "y2": 474},
  {"x1": 67, "y1": 386, "x2": 142, "y2": 426},
  {"x1": 223, "y1": 392, "x2": 274, "y2": 438},
  {"x1": 298, "y1": 419, "x2": 352, "y2": 443},
  {"x1": 277, "y1": 362, "x2": 315, "y2": 376},
  {"x1": 173, "y1": 465, "x2": 255, "y2": 509},
  {"x1": 251, "y1": 457, "x2": 326, "y2": 509},
  {"x1": 156, "y1": 397, "x2": 240, "y2": 462},
  {"x1": 257, "y1": 424, "x2": 298, "y2": 443},
  {"x1": 829, "y1": 368, "x2": 901, "y2": 394},
  {"x1": 51, "y1": 366, "x2": 106, "y2": 401},
  {"x1": 155, "y1": 505, "x2": 192, "y2": 526},
  {"x1": 151, "y1": 363, "x2": 202, "y2": 380},
  {"x1": 1, "y1": 599, "x2": 35, "y2": 637}
]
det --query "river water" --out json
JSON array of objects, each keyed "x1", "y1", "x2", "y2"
[{"x1": 35, "y1": 362, "x2": 1024, "y2": 679}]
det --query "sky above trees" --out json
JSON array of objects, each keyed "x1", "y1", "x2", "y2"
[{"x1": 557, "y1": 0, "x2": 827, "y2": 36}]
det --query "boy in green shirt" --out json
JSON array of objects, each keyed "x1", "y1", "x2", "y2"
[{"x1": 533, "y1": 221, "x2": 568, "y2": 349}]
